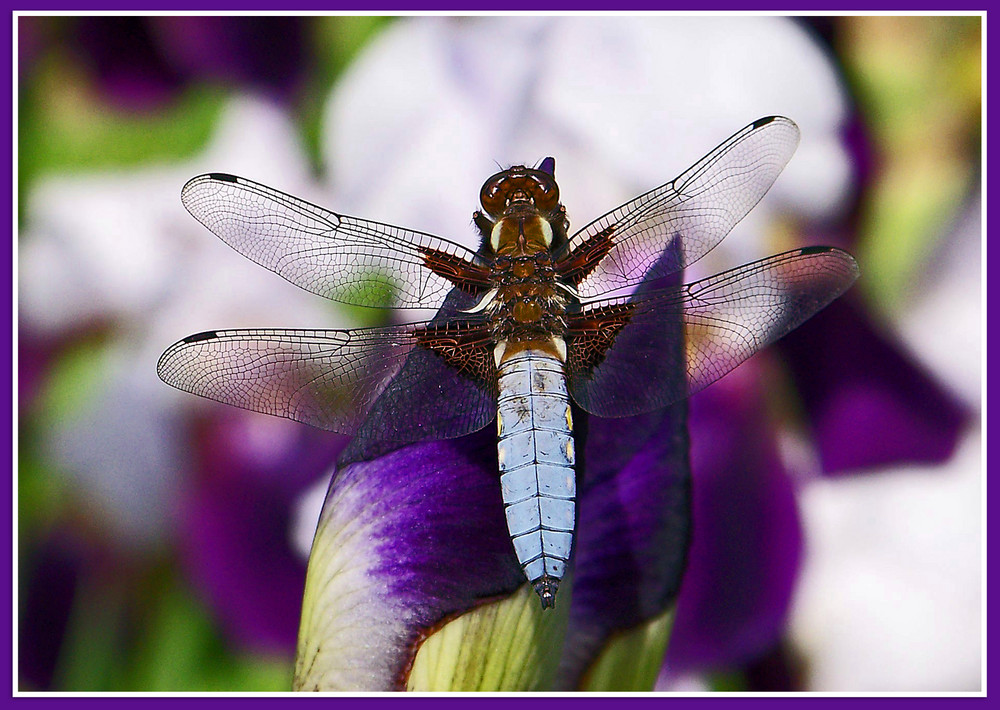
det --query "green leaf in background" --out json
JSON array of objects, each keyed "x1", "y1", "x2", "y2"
[
  {"x1": 707, "y1": 670, "x2": 748, "y2": 692},
  {"x1": 34, "y1": 336, "x2": 109, "y2": 425},
  {"x1": 17, "y1": 434, "x2": 71, "y2": 544},
  {"x1": 838, "y1": 16, "x2": 981, "y2": 315},
  {"x1": 18, "y1": 56, "x2": 225, "y2": 223},
  {"x1": 18, "y1": 335, "x2": 111, "y2": 544},
  {"x1": 129, "y1": 574, "x2": 292, "y2": 691},
  {"x1": 53, "y1": 565, "x2": 293, "y2": 691},
  {"x1": 52, "y1": 575, "x2": 129, "y2": 691},
  {"x1": 578, "y1": 607, "x2": 675, "y2": 691}
]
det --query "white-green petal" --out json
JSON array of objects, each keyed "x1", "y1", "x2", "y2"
[
  {"x1": 294, "y1": 472, "x2": 403, "y2": 691},
  {"x1": 407, "y1": 580, "x2": 571, "y2": 691}
]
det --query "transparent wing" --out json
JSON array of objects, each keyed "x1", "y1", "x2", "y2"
[
  {"x1": 181, "y1": 173, "x2": 485, "y2": 310},
  {"x1": 156, "y1": 320, "x2": 497, "y2": 443},
  {"x1": 567, "y1": 247, "x2": 860, "y2": 417},
  {"x1": 559, "y1": 116, "x2": 801, "y2": 299}
]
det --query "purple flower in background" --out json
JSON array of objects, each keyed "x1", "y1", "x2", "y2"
[
  {"x1": 663, "y1": 363, "x2": 803, "y2": 677},
  {"x1": 780, "y1": 299, "x2": 969, "y2": 474},
  {"x1": 22, "y1": 16, "x2": 308, "y2": 109},
  {"x1": 178, "y1": 412, "x2": 346, "y2": 653}
]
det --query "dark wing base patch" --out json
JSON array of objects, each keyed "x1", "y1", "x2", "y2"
[
  {"x1": 413, "y1": 320, "x2": 497, "y2": 385},
  {"x1": 555, "y1": 226, "x2": 616, "y2": 286},
  {"x1": 419, "y1": 247, "x2": 492, "y2": 293},
  {"x1": 565, "y1": 302, "x2": 635, "y2": 375}
]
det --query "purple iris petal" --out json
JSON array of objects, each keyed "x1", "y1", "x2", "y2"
[
  {"x1": 365, "y1": 432, "x2": 525, "y2": 611},
  {"x1": 663, "y1": 364, "x2": 803, "y2": 674},
  {"x1": 556, "y1": 402, "x2": 691, "y2": 688},
  {"x1": 296, "y1": 429, "x2": 525, "y2": 689},
  {"x1": 65, "y1": 17, "x2": 306, "y2": 109},
  {"x1": 72, "y1": 17, "x2": 185, "y2": 109},
  {"x1": 178, "y1": 414, "x2": 344, "y2": 653},
  {"x1": 19, "y1": 531, "x2": 86, "y2": 690},
  {"x1": 152, "y1": 17, "x2": 307, "y2": 101},
  {"x1": 778, "y1": 299, "x2": 970, "y2": 474},
  {"x1": 301, "y1": 403, "x2": 691, "y2": 690}
]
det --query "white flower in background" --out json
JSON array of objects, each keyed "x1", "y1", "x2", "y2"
[{"x1": 322, "y1": 16, "x2": 852, "y2": 275}]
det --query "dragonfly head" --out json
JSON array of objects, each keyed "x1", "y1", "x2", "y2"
[{"x1": 479, "y1": 162, "x2": 561, "y2": 221}]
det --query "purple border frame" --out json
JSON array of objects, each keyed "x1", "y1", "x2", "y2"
[
  {"x1": 9, "y1": 7, "x2": 987, "y2": 706},
  {"x1": 4, "y1": 2, "x2": 993, "y2": 9}
]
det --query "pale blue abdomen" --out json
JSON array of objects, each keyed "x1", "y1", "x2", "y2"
[{"x1": 496, "y1": 347, "x2": 575, "y2": 608}]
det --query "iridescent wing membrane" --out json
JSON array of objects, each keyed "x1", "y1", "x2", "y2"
[
  {"x1": 180, "y1": 172, "x2": 489, "y2": 310},
  {"x1": 566, "y1": 246, "x2": 858, "y2": 417},
  {"x1": 158, "y1": 116, "x2": 858, "y2": 444},
  {"x1": 157, "y1": 310, "x2": 500, "y2": 444},
  {"x1": 556, "y1": 116, "x2": 802, "y2": 298}
]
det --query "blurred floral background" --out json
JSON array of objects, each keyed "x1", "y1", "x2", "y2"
[{"x1": 16, "y1": 15, "x2": 981, "y2": 692}]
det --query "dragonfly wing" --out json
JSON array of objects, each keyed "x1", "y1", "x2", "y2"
[
  {"x1": 181, "y1": 173, "x2": 488, "y2": 310},
  {"x1": 558, "y1": 116, "x2": 801, "y2": 298},
  {"x1": 566, "y1": 247, "x2": 860, "y2": 417},
  {"x1": 157, "y1": 317, "x2": 498, "y2": 443}
]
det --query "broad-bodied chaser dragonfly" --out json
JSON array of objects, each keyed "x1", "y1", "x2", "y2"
[{"x1": 158, "y1": 116, "x2": 859, "y2": 609}]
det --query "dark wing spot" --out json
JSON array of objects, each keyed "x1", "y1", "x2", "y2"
[
  {"x1": 798, "y1": 245, "x2": 832, "y2": 256},
  {"x1": 182, "y1": 330, "x2": 218, "y2": 343}
]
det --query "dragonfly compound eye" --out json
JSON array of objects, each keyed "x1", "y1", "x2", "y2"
[{"x1": 480, "y1": 166, "x2": 561, "y2": 219}]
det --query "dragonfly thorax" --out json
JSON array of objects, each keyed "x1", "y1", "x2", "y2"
[
  {"x1": 489, "y1": 213, "x2": 555, "y2": 255},
  {"x1": 482, "y1": 247, "x2": 570, "y2": 346}
]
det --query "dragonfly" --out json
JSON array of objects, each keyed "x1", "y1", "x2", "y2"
[{"x1": 158, "y1": 116, "x2": 859, "y2": 610}]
